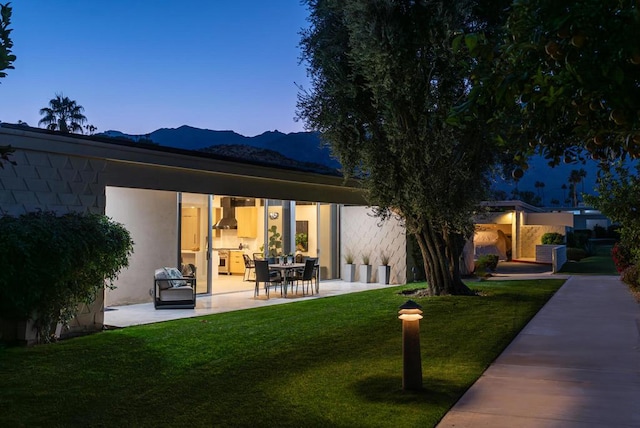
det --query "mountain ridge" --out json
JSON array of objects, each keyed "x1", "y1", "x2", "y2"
[{"x1": 101, "y1": 125, "x2": 340, "y2": 169}]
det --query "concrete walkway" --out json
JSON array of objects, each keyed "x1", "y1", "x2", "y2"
[{"x1": 438, "y1": 275, "x2": 640, "y2": 427}]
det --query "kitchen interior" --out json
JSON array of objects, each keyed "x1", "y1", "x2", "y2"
[
  {"x1": 180, "y1": 194, "x2": 262, "y2": 294},
  {"x1": 180, "y1": 193, "x2": 321, "y2": 294}
]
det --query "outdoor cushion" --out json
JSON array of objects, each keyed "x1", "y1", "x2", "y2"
[
  {"x1": 158, "y1": 285, "x2": 194, "y2": 302},
  {"x1": 154, "y1": 269, "x2": 173, "y2": 290},
  {"x1": 163, "y1": 267, "x2": 187, "y2": 287}
]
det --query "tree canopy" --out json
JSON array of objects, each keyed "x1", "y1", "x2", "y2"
[
  {"x1": 298, "y1": 0, "x2": 509, "y2": 295},
  {"x1": 38, "y1": 94, "x2": 88, "y2": 134},
  {"x1": 585, "y1": 164, "x2": 640, "y2": 261},
  {"x1": 0, "y1": 2, "x2": 14, "y2": 79},
  {"x1": 470, "y1": 0, "x2": 640, "y2": 167},
  {"x1": 0, "y1": 2, "x2": 15, "y2": 167}
]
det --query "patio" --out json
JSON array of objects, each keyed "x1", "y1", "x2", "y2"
[{"x1": 104, "y1": 279, "x2": 397, "y2": 328}]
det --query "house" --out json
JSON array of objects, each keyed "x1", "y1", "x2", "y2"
[
  {"x1": 4, "y1": 125, "x2": 604, "y2": 336},
  {"x1": 0, "y1": 124, "x2": 408, "y2": 335},
  {"x1": 473, "y1": 200, "x2": 611, "y2": 268}
]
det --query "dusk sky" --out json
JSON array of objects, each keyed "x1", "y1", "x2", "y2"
[{"x1": 0, "y1": 1, "x2": 311, "y2": 137}]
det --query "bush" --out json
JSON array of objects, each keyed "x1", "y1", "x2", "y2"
[
  {"x1": 593, "y1": 224, "x2": 607, "y2": 239},
  {"x1": 475, "y1": 254, "x2": 499, "y2": 274},
  {"x1": 620, "y1": 265, "x2": 640, "y2": 289},
  {"x1": 566, "y1": 247, "x2": 587, "y2": 261},
  {"x1": 612, "y1": 242, "x2": 634, "y2": 273},
  {"x1": 541, "y1": 232, "x2": 564, "y2": 245},
  {"x1": 566, "y1": 230, "x2": 591, "y2": 249},
  {"x1": 0, "y1": 211, "x2": 134, "y2": 343}
]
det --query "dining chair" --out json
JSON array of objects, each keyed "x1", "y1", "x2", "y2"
[
  {"x1": 291, "y1": 258, "x2": 317, "y2": 295},
  {"x1": 242, "y1": 254, "x2": 255, "y2": 281},
  {"x1": 254, "y1": 259, "x2": 282, "y2": 298}
]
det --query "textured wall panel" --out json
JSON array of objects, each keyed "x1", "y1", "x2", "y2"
[
  {"x1": 0, "y1": 151, "x2": 107, "y2": 215},
  {"x1": 341, "y1": 206, "x2": 407, "y2": 284},
  {"x1": 520, "y1": 225, "x2": 566, "y2": 258}
]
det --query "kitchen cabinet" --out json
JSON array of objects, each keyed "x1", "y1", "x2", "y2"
[
  {"x1": 181, "y1": 208, "x2": 200, "y2": 251},
  {"x1": 212, "y1": 207, "x2": 221, "y2": 238},
  {"x1": 229, "y1": 251, "x2": 245, "y2": 275},
  {"x1": 236, "y1": 206, "x2": 257, "y2": 238}
]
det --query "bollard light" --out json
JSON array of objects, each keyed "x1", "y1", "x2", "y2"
[{"x1": 399, "y1": 299, "x2": 423, "y2": 391}]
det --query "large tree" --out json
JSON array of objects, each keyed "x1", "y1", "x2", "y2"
[
  {"x1": 298, "y1": 0, "x2": 509, "y2": 295},
  {"x1": 471, "y1": 0, "x2": 640, "y2": 166},
  {"x1": 585, "y1": 164, "x2": 640, "y2": 261},
  {"x1": 0, "y1": 2, "x2": 16, "y2": 167},
  {"x1": 38, "y1": 93, "x2": 87, "y2": 133}
]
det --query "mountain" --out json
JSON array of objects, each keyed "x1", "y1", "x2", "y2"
[
  {"x1": 100, "y1": 125, "x2": 341, "y2": 170},
  {"x1": 199, "y1": 144, "x2": 339, "y2": 175}
]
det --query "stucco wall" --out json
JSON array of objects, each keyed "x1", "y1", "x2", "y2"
[
  {"x1": 340, "y1": 206, "x2": 406, "y2": 284},
  {"x1": 105, "y1": 187, "x2": 178, "y2": 306}
]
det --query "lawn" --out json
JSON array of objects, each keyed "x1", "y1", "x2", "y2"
[
  {"x1": 0, "y1": 280, "x2": 564, "y2": 428},
  {"x1": 559, "y1": 244, "x2": 617, "y2": 275}
]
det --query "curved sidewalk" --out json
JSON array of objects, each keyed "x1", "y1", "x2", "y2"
[{"x1": 438, "y1": 275, "x2": 640, "y2": 427}]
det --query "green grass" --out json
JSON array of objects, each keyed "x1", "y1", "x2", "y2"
[
  {"x1": 0, "y1": 280, "x2": 564, "y2": 427},
  {"x1": 559, "y1": 245, "x2": 617, "y2": 275}
]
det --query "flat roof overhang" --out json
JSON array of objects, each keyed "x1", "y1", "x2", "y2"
[{"x1": 0, "y1": 125, "x2": 366, "y2": 205}]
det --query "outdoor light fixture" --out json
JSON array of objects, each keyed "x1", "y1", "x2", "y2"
[
  {"x1": 269, "y1": 211, "x2": 279, "y2": 220},
  {"x1": 398, "y1": 299, "x2": 423, "y2": 391}
]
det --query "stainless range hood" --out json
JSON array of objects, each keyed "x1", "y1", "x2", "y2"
[{"x1": 213, "y1": 197, "x2": 237, "y2": 229}]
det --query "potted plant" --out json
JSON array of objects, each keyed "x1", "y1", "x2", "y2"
[
  {"x1": 378, "y1": 252, "x2": 391, "y2": 284},
  {"x1": 343, "y1": 249, "x2": 356, "y2": 282},
  {"x1": 360, "y1": 252, "x2": 373, "y2": 283},
  {"x1": 295, "y1": 232, "x2": 308, "y2": 252},
  {"x1": 267, "y1": 225, "x2": 282, "y2": 258}
]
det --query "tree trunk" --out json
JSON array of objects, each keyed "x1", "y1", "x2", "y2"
[{"x1": 413, "y1": 221, "x2": 472, "y2": 296}]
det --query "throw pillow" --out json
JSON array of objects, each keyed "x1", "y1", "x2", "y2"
[{"x1": 164, "y1": 267, "x2": 187, "y2": 287}]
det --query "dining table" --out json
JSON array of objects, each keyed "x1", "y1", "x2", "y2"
[{"x1": 268, "y1": 262, "x2": 305, "y2": 297}]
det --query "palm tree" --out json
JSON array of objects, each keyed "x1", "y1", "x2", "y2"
[
  {"x1": 578, "y1": 168, "x2": 587, "y2": 195},
  {"x1": 534, "y1": 181, "x2": 546, "y2": 205},
  {"x1": 561, "y1": 184, "x2": 567, "y2": 204},
  {"x1": 568, "y1": 169, "x2": 583, "y2": 207},
  {"x1": 38, "y1": 94, "x2": 87, "y2": 133}
]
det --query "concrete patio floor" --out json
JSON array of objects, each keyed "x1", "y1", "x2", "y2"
[{"x1": 104, "y1": 279, "x2": 397, "y2": 328}]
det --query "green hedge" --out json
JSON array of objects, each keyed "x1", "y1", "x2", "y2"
[
  {"x1": 566, "y1": 247, "x2": 587, "y2": 261},
  {"x1": 541, "y1": 232, "x2": 564, "y2": 245},
  {"x1": 0, "y1": 211, "x2": 133, "y2": 343}
]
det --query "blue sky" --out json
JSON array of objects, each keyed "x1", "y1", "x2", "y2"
[{"x1": 0, "y1": 1, "x2": 311, "y2": 136}]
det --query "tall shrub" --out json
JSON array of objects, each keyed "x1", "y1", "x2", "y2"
[{"x1": 0, "y1": 211, "x2": 134, "y2": 342}]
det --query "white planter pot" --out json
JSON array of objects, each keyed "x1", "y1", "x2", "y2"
[
  {"x1": 378, "y1": 265, "x2": 391, "y2": 284},
  {"x1": 359, "y1": 264, "x2": 373, "y2": 283},
  {"x1": 343, "y1": 264, "x2": 356, "y2": 282}
]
